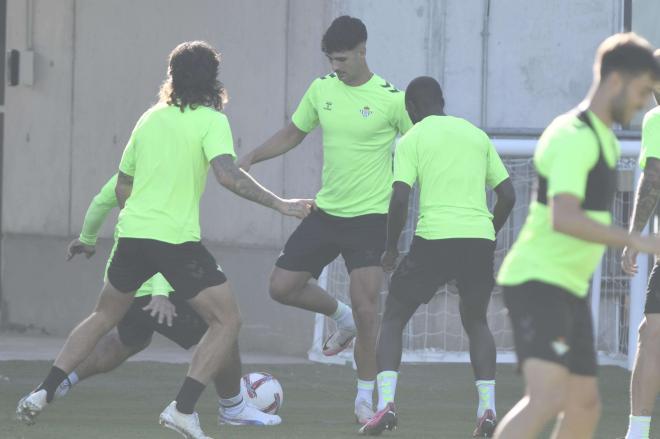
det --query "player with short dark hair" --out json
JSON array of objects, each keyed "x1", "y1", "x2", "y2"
[
  {"x1": 359, "y1": 76, "x2": 515, "y2": 437},
  {"x1": 239, "y1": 15, "x2": 413, "y2": 424},
  {"x1": 17, "y1": 40, "x2": 311, "y2": 439},
  {"x1": 620, "y1": 48, "x2": 660, "y2": 439},
  {"x1": 495, "y1": 33, "x2": 660, "y2": 439}
]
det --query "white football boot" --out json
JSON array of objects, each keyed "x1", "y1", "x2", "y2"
[
  {"x1": 355, "y1": 398, "x2": 376, "y2": 425},
  {"x1": 159, "y1": 401, "x2": 211, "y2": 439},
  {"x1": 16, "y1": 389, "x2": 48, "y2": 425},
  {"x1": 218, "y1": 402, "x2": 281, "y2": 426}
]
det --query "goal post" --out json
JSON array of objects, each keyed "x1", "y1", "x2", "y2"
[{"x1": 308, "y1": 137, "x2": 646, "y2": 370}]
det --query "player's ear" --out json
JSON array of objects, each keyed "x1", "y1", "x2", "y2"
[
  {"x1": 607, "y1": 71, "x2": 625, "y2": 95},
  {"x1": 405, "y1": 98, "x2": 417, "y2": 123},
  {"x1": 357, "y1": 43, "x2": 366, "y2": 58}
]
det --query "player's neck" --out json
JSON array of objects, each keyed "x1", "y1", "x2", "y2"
[
  {"x1": 343, "y1": 66, "x2": 373, "y2": 87},
  {"x1": 585, "y1": 88, "x2": 614, "y2": 127},
  {"x1": 416, "y1": 108, "x2": 446, "y2": 122}
]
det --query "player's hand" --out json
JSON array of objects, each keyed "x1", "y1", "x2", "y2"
[
  {"x1": 237, "y1": 153, "x2": 254, "y2": 172},
  {"x1": 381, "y1": 249, "x2": 399, "y2": 273},
  {"x1": 66, "y1": 238, "x2": 96, "y2": 261},
  {"x1": 278, "y1": 199, "x2": 314, "y2": 219},
  {"x1": 621, "y1": 246, "x2": 639, "y2": 275},
  {"x1": 143, "y1": 295, "x2": 177, "y2": 327}
]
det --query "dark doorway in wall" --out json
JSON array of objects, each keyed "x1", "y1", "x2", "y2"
[
  {"x1": 624, "y1": 0, "x2": 632, "y2": 32},
  {"x1": 0, "y1": 0, "x2": 7, "y2": 323}
]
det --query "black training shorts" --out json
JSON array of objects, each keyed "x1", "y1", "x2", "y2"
[
  {"x1": 503, "y1": 281, "x2": 597, "y2": 376},
  {"x1": 389, "y1": 236, "x2": 495, "y2": 306},
  {"x1": 117, "y1": 295, "x2": 208, "y2": 349},
  {"x1": 108, "y1": 238, "x2": 227, "y2": 300},
  {"x1": 275, "y1": 209, "x2": 386, "y2": 278}
]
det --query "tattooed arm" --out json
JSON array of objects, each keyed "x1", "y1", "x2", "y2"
[
  {"x1": 630, "y1": 158, "x2": 660, "y2": 232},
  {"x1": 622, "y1": 157, "x2": 660, "y2": 274},
  {"x1": 115, "y1": 171, "x2": 134, "y2": 209},
  {"x1": 211, "y1": 154, "x2": 311, "y2": 219}
]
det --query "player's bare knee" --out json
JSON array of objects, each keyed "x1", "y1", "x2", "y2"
[
  {"x1": 352, "y1": 303, "x2": 378, "y2": 330},
  {"x1": 567, "y1": 390, "x2": 601, "y2": 418},
  {"x1": 528, "y1": 389, "x2": 566, "y2": 418},
  {"x1": 227, "y1": 313, "x2": 242, "y2": 335},
  {"x1": 639, "y1": 318, "x2": 660, "y2": 347},
  {"x1": 461, "y1": 313, "x2": 488, "y2": 334},
  {"x1": 268, "y1": 273, "x2": 298, "y2": 304},
  {"x1": 527, "y1": 374, "x2": 568, "y2": 416},
  {"x1": 207, "y1": 309, "x2": 242, "y2": 336},
  {"x1": 89, "y1": 310, "x2": 119, "y2": 334}
]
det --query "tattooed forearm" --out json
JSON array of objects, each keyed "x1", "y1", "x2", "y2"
[
  {"x1": 630, "y1": 159, "x2": 660, "y2": 233},
  {"x1": 211, "y1": 155, "x2": 281, "y2": 209}
]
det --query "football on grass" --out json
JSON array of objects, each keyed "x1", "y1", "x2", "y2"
[{"x1": 240, "y1": 372, "x2": 284, "y2": 414}]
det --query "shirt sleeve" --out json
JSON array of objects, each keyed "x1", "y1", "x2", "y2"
[
  {"x1": 147, "y1": 274, "x2": 173, "y2": 297},
  {"x1": 640, "y1": 112, "x2": 660, "y2": 169},
  {"x1": 291, "y1": 80, "x2": 320, "y2": 133},
  {"x1": 393, "y1": 132, "x2": 418, "y2": 187},
  {"x1": 392, "y1": 92, "x2": 413, "y2": 135},
  {"x1": 118, "y1": 134, "x2": 137, "y2": 177},
  {"x1": 202, "y1": 112, "x2": 236, "y2": 162},
  {"x1": 485, "y1": 140, "x2": 510, "y2": 188},
  {"x1": 118, "y1": 110, "x2": 151, "y2": 176},
  {"x1": 78, "y1": 174, "x2": 119, "y2": 246},
  {"x1": 544, "y1": 130, "x2": 599, "y2": 200}
]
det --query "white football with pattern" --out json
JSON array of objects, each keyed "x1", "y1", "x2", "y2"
[{"x1": 240, "y1": 372, "x2": 284, "y2": 414}]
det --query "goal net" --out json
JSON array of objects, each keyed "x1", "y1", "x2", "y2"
[{"x1": 308, "y1": 151, "x2": 644, "y2": 368}]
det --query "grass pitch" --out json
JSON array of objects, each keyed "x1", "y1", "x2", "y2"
[{"x1": 0, "y1": 360, "x2": 654, "y2": 438}]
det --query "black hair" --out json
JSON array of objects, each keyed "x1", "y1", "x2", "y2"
[
  {"x1": 159, "y1": 41, "x2": 227, "y2": 112},
  {"x1": 598, "y1": 33, "x2": 660, "y2": 80},
  {"x1": 406, "y1": 76, "x2": 445, "y2": 110},
  {"x1": 322, "y1": 16, "x2": 367, "y2": 54}
]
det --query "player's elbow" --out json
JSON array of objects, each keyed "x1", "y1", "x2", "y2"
[
  {"x1": 211, "y1": 156, "x2": 241, "y2": 189},
  {"x1": 495, "y1": 180, "x2": 516, "y2": 207},
  {"x1": 551, "y1": 211, "x2": 576, "y2": 235},
  {"x1": 391, "y1": 182, "x2": 411, "y2": 207},
  {"x1": 502, "y1": 188, "x2": 516, "y2": 208},
  {"x1": 644, "y1": 160, "x2": 660, "y2": 186},
  {"x1": 390, "y1": 195, "x2": 408, "y2": 211},
  {"x1": 214, "y1": 169, "x2": 235, "y2": 189}
]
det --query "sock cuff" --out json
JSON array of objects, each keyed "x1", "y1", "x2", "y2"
[
  {"x1": 377, "y1": 371, "x2": 399, "y2": 381},
  {"x1": 68, "y1": 371, "x2": 79, "y2": 386},
  {"x1": 219, "y1": 393, "x2": 244, "y2": 408},
  {"x1": 630, "y1": 415, "x2": 652, "y2": 422},
  {"x1": 330, "y1": 301, "x2": 349, "y2": 320},
  {"x1": 476, "y1": 380, "x2": 495, "y2": 386},
  {"x1": 357, "y1": 379, "x2": 375, "y2": 390}
]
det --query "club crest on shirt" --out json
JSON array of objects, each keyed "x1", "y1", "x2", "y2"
[{"x1": 360, "y1": 106, "x2": 373, "y2": 118}]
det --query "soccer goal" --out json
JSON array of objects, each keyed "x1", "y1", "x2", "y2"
[{"x1": 308, "y1": 138, "x2": 648, "y2": 370}]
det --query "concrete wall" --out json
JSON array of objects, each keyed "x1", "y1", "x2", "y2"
[
  {"x1": 2, "y1": 0, "x2": 636, "y2": 355},
  {"x1": 1, "y1": 234, "x2": 310, "y2": 354}
]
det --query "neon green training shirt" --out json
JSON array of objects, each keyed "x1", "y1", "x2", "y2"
[
  {"x1": 291, "y1": 73, "x2": 413, "y2": 217},
  {"x1": 638, "y1": 106, "x2": 660, "y2": 170},
  {"x1": 497, "y1": 111, "x2": 620, "y2": 298},
  {"x1": 78, "y1": 174, "x2": 172, "y2": 298},
  {"x1": 393, "y1": 115, "x2": 509, "y2": 240},
  {"x1": 118, "y1": 103, "x2": 235, "y2": 244}
]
